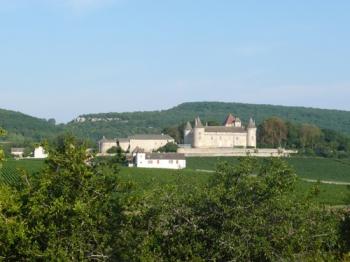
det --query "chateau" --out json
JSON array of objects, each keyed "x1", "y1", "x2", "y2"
[
  {"x1": 99, "y1": 134, "x2": 174, "y2": 154},
  {"x1": 184, "y1": 114, "x2": 257, "y2": 148}
]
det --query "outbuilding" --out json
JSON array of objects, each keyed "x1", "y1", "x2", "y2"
[
  {"x1": 34, "y1": 146, "x2": 48, "y2": 159},
  {"x1": 134, "y1": 152, "x2": 186, "y2": 169},
  {"x1": 11, "y1": 148, "x2": 25, "y2": 158}
]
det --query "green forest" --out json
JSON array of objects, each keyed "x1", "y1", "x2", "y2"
[
  {"x1": 67, "y1": 102, "x2": 350, "y2": 141},
  {"x1": 2, "y1": 102, "x2": 350, "y2": 144}
]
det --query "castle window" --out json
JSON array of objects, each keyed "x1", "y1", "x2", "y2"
[
  {"x1": 148, "y1": 160, "x2": 153, "y2": 164},
  {"x1": 169, "y1": 160, "x2": 173, "y2": 164}
]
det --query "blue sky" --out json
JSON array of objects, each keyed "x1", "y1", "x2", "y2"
[{"x1": 0, "y1": 0, "x2": 350, "y2": 123}]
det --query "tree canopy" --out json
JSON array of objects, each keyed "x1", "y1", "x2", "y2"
[
  {"x1": 138, "y1": 158, "x2": 343, "y2": 260},
  {"x1": 258, "y1": 117, "x2": 350, "y2": 158},
  {"x1": 0, "y1": 136, "x2": 135, "y2": 260}
]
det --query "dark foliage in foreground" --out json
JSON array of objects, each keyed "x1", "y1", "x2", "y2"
[{"x1": 0, "y1": 136, "x2": 350, "y2": 260}]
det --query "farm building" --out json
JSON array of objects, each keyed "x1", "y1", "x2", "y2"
[
  {"x1": 133, "y1": 152, "x2": 186, "y2": 169},
  {"x1": 99, "y1": 134, "x2": 175, "y2": 154},
  {"x1": 11, "y1": 148, "x2": 25, "y2": 158},
  {"x1": 34, "y1": 146, "x2": 48, "y2": 159}
]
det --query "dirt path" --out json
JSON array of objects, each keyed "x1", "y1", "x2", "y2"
[{"x1": 301, "y1": 178, "x2": 350, "y2": 186}]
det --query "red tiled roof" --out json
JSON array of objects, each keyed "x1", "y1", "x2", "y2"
[{"x1": 223, "y1": 114, "x2": 236, "y2": 126}]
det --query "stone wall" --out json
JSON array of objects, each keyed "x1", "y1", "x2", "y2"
[
  {"x1": 193, "y1": 129, "x2": 248, "y2": 148},
  {"x1": 129, "y1": 138, "x2": 174, "y2": 152},
  {"x1": 99, "y1": 141, "x2": 117, "y2": 154},
  {"x1": 177, "y1": 147, "x2": 298, "y2": 157}
]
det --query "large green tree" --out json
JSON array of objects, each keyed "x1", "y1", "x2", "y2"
[
  {"x1": 258, "y1": 117, "x2": 288, "y2": 147},
  {"x1": 299, "y1": 124, "x2": 322, "y2": 149},
  {"x1": 0, "y1": 136, "x2": 138, "y2": 260},
  {"x1": 143, "y1": 158, "x2": 341, "y2": 260}
]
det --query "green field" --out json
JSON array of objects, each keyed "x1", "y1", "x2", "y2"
[
  {"x1": 187, "y1": 157, "x2": 350, "y2": 182},
  {"x1": 118, "y1": 167, "x2": 350, "y2": 206},
  {"x1": 1, "y1": 157, "x2": 349, "y2": 206},
  {"x1": 0, "y1": 159, "x2": 44, "y2": 185}
]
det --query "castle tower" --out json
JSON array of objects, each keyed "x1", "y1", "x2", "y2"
[
  {"x1": 184, "y1": 121, "x2": 193, "y2": 145},
  {"x1": 193, "y1": 116, "x2": 205, "y2": 148},
  {"x1": 247, "y1": 118, "x2": 257, "y2": 148},
  {"x1": 235, "y1": 117, "x2": 242, "y2": 127}
]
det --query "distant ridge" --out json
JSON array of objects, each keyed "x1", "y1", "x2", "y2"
[
  {"x1": 0, "y1": 108, "x2": 61, "y2": 143},
  {"x1": 1, "y1": 102, "x2": 350, "y2": 143},
  {"x1": 65, "y1": 102, "x2": 350, "y2": 141}
]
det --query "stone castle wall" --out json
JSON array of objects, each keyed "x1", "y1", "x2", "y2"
[
  {"x1": 196, "y1": 130, "x2": 247, "y2": 148},
  {"x1": 177, "y1": 147, "x2": 297, "y2": 157}
]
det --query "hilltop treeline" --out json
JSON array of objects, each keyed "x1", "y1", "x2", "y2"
[
  {"x1": 66, "y1": 102, "x2": 350, "y2": 141},
  {"x1": 1, "y1": 137, "x2": 350, "y2": 260},
  {"x1": 0, "y1": 108, "x2": 63, "y2": 146},
  {"x1": 1, "y1": 102, "x2": 350, "y2": 150}
]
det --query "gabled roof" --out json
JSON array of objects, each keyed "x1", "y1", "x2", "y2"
[
  {"x1": 129, "y1": 134, "x2": 174, "y2": 140},
  {"x1": 223, "y1": 113, "x2": 236, "y2": 126},
  {"x1": 145, "y1": 153, "x2": 186, "y2": 160},
  {"x1": 11, "y1": 148, "x2": 25, "y2": 153},
  {"x1": 204, "y1": 126, "x2": 246, "y2": 133},
  {"x1": 118, "y1": 138, "x2": 130, "y2": 142}
]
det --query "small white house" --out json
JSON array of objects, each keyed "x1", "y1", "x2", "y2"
[
  {"x1": 11, "y1": 148, "x2": 25, "y2": 158},
  {"x1": 134, "y1": 152, "x2": 186, "y2": 170},
  {"x1": 34, "y1": 146, "x2": 48, "y2": 159}
]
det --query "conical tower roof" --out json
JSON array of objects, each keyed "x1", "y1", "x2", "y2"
[
  {"x1": 247, "y1": 118, "x2": 256, "y2": 128},
  {"x1": 194, "y1": 116, "x2": 203, "y2": 127},
  {"x1": 185, "y1": 121, "x2": 192, "y2": 130}
]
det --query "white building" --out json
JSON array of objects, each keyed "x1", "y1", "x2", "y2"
[
  {"x1": 11, "y1": 148, "x2": 25, "y2": 158},
  {"x1": 184, "y1": 114, "x2": 257, "y2": 149},
  {"x1": 34, "y1": 146, "x2": 48, "y2": 159},
  {"x1": 134, "y1": 152, "x2": 186, "y2": 169},
  {"x1": 99, "y1": 134, "x2": 175, "y2": 154}
]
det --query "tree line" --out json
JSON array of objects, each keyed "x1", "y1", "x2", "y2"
[
  {"x1": 3, "y1": 101, "x2": 350, "y2": 145},
  {"x1": 258, "y1": 117, "x2": 350, "y2": 158}
]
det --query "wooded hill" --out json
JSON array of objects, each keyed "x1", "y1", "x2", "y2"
[
  {"x1": 1, "y1": 102, "x2": 350, "y2": 143},
  {"x1": 66, "y1": 102, "x2": 350, "y2": 141},
  {"x1": 0, "y1": 108, "x2": 62, "y2": 145}
]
